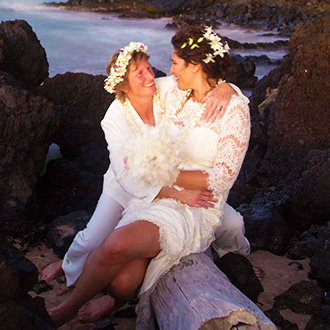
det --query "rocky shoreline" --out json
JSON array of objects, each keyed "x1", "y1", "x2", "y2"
[
  {"x1": 48, "y1": 0, "x2": 330, "y2": 36},
  {"x1": 0, "y1": 4, "x2": 329, "y2": 330}
]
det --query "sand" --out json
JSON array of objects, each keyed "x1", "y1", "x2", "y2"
[
  {"x1": 26, "y1": 243, "x2": 135, "y2": 330},
  {"x1": 25, "y1": 244, "x2": 312, "y2": 330}
]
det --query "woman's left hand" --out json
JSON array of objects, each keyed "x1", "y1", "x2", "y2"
[
  {"x1": 156, "y1": 186, "x2": 217, "y2": 208},
  {"x1": 202, "y1": 82, "x2": 236, "y2": 123}
]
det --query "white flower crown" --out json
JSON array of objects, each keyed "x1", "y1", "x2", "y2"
[
  {"x1": 181, "y1": 26, "x2": 230, "y2": 64},
  {"x1": 104, "y1": 42, "x2": 148, "y2": 94}
]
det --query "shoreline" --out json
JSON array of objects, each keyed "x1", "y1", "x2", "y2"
[
  {"x1": 42, "y1": 0, "x2": 330, "y2": 36},
  {"x1": 1, "y1": 4, "x2": 290, "y2": 81}
]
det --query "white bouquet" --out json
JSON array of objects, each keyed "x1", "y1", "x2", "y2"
[{"x1": 125, "y1": 124, "x2": 181, "y2": 187}]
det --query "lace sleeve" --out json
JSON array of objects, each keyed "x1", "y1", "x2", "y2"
[{"x1": 205, "y1": 95, "x2": 250, "y2": 194}]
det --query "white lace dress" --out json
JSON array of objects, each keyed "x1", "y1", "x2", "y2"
[{"x1": 116, "y1": 87, "x2": 251, "y2": 295}]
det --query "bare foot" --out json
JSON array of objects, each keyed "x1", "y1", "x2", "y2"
[
  {"x1": 253, "y1": 267, "x2": 265, "y2": 281},
  {"x1": 41, "y1": 260, "x2": 64, "y2": 283},
  {"x1": 78, "y1": 295, "x2": 116, "y2": 323},
  {"x1": 48, "y1": 304, "x2": 77, "y2": 328}
]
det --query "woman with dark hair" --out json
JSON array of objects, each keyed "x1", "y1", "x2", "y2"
[{"x1": 48, "y1": 27, "x2": 252, "y2": 327}]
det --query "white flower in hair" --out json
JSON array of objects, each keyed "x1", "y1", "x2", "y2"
[
  {"x1": 204, "y1": 26, "x2": 213, "y2": 38},
  {"x1": 104, "y1": 42, "x2": 148, "y2": 94},
  {"x1": 125, "y1": 124, "x2": 181, "y2": 187},
  {"x1": 202, "y1": 26, "x2": 230, "y2": 63},
  {"x1": 203, "y1": 53, "x2": 215, "y2": 63}
]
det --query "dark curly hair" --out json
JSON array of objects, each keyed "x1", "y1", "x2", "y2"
[{"x1": 171, "y1": 26, "x2": 230, "y2": 87}]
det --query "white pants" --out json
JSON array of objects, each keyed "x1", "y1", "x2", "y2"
[
  {"x1": 213, "y1": 204, "x2": 250, "y2": 258},
  {"x1": 62, "y1": 193, "x2": 250, "y2": 286},
  {"x1": 62, "y1": 193, "x2": 124, "y2": 286}
]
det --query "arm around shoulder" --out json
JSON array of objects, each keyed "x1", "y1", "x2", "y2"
[{"x1": 206, "y1": 96, "x2": 250, "y2": 194}]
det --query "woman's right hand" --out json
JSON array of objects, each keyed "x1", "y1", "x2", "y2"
[{"x1": 157, "y1": 187, "x2": 217, "y2": 208}]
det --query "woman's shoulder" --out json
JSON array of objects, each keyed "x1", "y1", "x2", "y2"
[
  {"x1": 101, "y1": 99, "x2": 127, "y2": 128},
  {"x1": 211, "y1": 94, "x2": 250, "y2": 129},
  {"x1": 102, "y1": 99, "x2": 125, "y2": 120},
  {"x1": 227, "y1": 94, "x2": 250, "y2": 115}
]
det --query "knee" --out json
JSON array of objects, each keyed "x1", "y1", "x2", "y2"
[
  {"x1": 98, "y1": 233, "x2": 129, "y2": 264},
  {"x1": 223, "y1": 212, "x2": 245, "y2": 232},
  {"x1": 231, "y1": 214, "x2": 245, "y2": 231},
  {"x1": 110, "y1": 271, "x2": 137, "y2": 297}
]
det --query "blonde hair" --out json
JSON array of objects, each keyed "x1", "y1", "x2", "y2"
[{"x1": 106, "y1": 50, "x2": 150, "y2": 103}]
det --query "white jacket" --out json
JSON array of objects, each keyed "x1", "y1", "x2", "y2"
[{"x1": 100, "y1": 76, "x2": 248, "y2": 208}]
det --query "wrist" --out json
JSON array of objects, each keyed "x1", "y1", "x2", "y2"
[{"x1": 159, "y1": 186, "x2": 178, "y2": 199}]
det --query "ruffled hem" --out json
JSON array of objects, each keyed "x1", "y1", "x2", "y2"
[
  {"x1": 116, "y1": 197, "x2": 225, "y2": 298},
  {"x1": 117, "y1": 198, "x2": 225, "y2": 260},
  {"x1": 116, "y1": 214, "x2": 181, "y2": 262}
]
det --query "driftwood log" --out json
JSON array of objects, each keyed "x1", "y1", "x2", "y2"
[{"x1": 137, "y1": 252, "x2": 276, "y2": 330}]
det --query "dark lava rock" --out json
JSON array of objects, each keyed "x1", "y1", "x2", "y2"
[
  {"x1": 0, "y1": 71, "x2": 58, "y2": 236},
  {"x1": 267, "y1": 280, "x2": 328, "y2": 330},
  {"x1": 214, "y1": 253, "x2": 263, "y2": 303},
  {"x1": 287, "y1": 227, "x2": 317, "y2": 260},
  {"x1": 230, "y1": 55, "x2": 258, "y2": 89},
  {"x1": 249, "y1": 55, "x2": 292, "y2": 119},
  {"x1": 265, "y1": 307, "x2": 298, "y2": 330},
  {"x1": 273, "y1": 280, "x2": 324, "y2": 315},
  {"x1": 0, "y1": 20, "x2": 48, "y2": 87},
  {"x1": 237, "y1": 190, "x2": 291, "y2": 255},
  {"x1": 0, "y1": 243, "x2": 53, "y2": 329},
  {"x1": 306, "y1": 310, "x2": 330, "y2": 330},
  {"x1": 46, "y1": 210, "x2": 91, "y2": 258},
  {"x1": 0, "y1": 295, "x2": 54, "y2": 330},
  {"x1": 261, "y1": 14, "x2": 330, "y2": 181},
  {"x1": 36, "y1": 72, "x2": 114, "y2": 159},
  {"x1": 0, "y1": 243, "x2": 38, "y2": 299},
  {"x1": 309, "y1": 221, "x2": 330, "y2": 290},
  {"x1": 33, "y1": 158, "x2": 101, "y2": 222},
  {"x1": 287, "y1": 149, "x2": 330, "y2": 231},
  {"x1": 75, "y1": 142, "x2": 110, "y2": 175}
]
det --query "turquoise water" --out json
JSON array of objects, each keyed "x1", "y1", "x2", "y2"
[{"x1": 0, "y1": 1, "x2": 288, "y2": 78}]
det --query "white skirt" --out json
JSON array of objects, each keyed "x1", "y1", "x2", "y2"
[{"x1": 116, "y1": 196, "x2": 225, "y2": 294}]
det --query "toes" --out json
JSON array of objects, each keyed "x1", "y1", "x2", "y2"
[
  {"x1": 253, "y1": 267, "x2": 265, "y2": 281},
  {"x1": 78, "y1": 303, "x2": 93, "y2": 323},
  {"x1": 77, "y1": 313, "x2": 89, "y2": 323}
]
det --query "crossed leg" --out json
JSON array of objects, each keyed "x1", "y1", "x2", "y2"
[
  {"x1": 48, "y1": 220, "x2": 161, "y2": 327},
  {"x1": 41, "y1": 194, "x2": 124, "y2": 285},
  {"x1": 78, "y1": 257, "x2": 149, "y2": 323}
]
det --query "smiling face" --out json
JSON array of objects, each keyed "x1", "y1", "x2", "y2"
[
  {"x1": 124, "y1": 58, "x2": 156, "y2": 99},
  {"x1": 170, "y1": 50, "x2": 195, "y2": 90}
]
